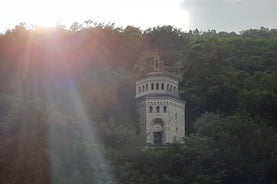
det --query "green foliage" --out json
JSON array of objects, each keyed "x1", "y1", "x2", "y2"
[
  {"x1": 0, "y1": 95, "x2": 50, "y2": 184},
  {"x1": 195, "y1": 113, "x2": 277, "y2": 183},
  {"x1": 0, "y1": 23, "x2": 276, "y2": 183}
]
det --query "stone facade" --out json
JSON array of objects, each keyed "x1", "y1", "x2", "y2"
[{"x1": 136, "y1": 55, "x2": 185, "y2": 145}]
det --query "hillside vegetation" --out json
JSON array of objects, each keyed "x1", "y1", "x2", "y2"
[{"x1": 0, "y1": 23, "x2": 276, "y2": 184}]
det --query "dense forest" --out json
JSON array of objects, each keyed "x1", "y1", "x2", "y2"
[{"x1": 0, "y1": 22, "x2": 276, "y2": 184}]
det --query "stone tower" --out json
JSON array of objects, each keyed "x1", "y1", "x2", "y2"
[{"x1": 136, "y1": 54, "x2": 185, "y2": 146}]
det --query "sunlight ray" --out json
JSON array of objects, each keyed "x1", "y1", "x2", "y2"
[{"x1": 42, "y1": 36, "x2": 114, "y2": 183}]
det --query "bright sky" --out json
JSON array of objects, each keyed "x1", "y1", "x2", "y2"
[
  {"x1": 0, "y1": 0, "x2": 189, "y2": 33},
  {"x1": 1, "y1": 0, "x2": 276, "y2": 33}
]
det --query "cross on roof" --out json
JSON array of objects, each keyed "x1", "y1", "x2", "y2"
[{"x1": 153, "y1": 54, "x2": 163, "y2": 71}]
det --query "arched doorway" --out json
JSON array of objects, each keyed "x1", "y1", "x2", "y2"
[{"x1": 151, "y1": 118, "x2": 165, "y2": 145}]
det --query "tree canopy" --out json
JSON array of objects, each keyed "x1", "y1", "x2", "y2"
[{"x1": 0, "y1": 23, "x2": 276, "y2": 183}]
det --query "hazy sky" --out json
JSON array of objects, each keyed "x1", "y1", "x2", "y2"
[
  {"x1": 0, "y1": 0, "x2": 276, "y2": 33},
  {"x1": 181, "y1": 0, "x2": 277, "y2": 32}
]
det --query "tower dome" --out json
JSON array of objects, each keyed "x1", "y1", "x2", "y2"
[{"x1": 135, "y1": 54, "x2": 179, "y2": 99}]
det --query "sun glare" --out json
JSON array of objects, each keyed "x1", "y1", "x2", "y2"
[
  {"x1": 2, "y1": 0, "x2": 189, "y2": 32},
  {"x1": 2, "y1": 0, "x2": 88, "y2": 28}
]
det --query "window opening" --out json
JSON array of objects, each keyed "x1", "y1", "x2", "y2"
[
  {"x1": 163, "y1": 106, "x2": 167, "y2": 113},
  {"x1": 149, "y1": 106, "x2": 153, "y2": 113},
  {"x1": 156, "y1": 106, "x2": 160, "y2": 113}
]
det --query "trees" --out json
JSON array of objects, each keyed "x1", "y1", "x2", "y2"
[
  {"x1": 0, "y1": 23, "x2": 276, "y2": 183},
  {"x1": 194, "y1": 112, "x2": 277, "y2": 184},
  {"x1": 238, "y1": 71, "x2": 277, "y2": 130},
  {"x1": 0, "y1": 96, "x2": 50, "y2": 184}
]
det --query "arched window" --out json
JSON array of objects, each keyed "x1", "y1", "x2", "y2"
[
  {"x1": 156, "y1": 83, "x2": 159, "y2": 90},
  {"x1": 149, "y1": 106, "x2": 153, "y2": 113},
  {"x1": 163, "y1": 106, "x2": 167, "y2": 113},
  {"x1": 167, "y1": 84, "x2": 169, "y2": 91},
  {"x1": 156, "y1": 106, "x2": 160, "y2": 113},
  {"x1": 173, "y1": 86, "x2": 176, "y2": 92},
  {"x1": 146, "y1": 84, "x2": 148, "y2": 91},
  {"x1": 151, "y1": 83, "x2": 154, "y2": 90},
  {"x1": 138, "y1": 86, "x2": 141, "y2": 93},
  {"x1": 161, "y1": 83, "x2": 164, "y2": 90},
  {"x1": 142, "y1": 85, "x2": 145, "y2": 92}
]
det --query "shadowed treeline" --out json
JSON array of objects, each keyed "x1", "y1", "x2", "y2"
[{"x1": 0, "y1": 22, "x2": 276, "y2": 183}]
